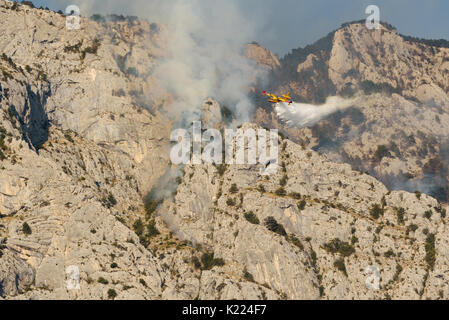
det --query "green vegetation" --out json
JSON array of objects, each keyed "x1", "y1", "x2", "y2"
[
  {"x1": 90, "y1": 14, "x2": 106, "y2": 23},
  {"x1": 1, "y1": 53, "x2": 16, "y2": 67},
  {"x1": 139, "y1": 279, "x2": 147, "y2": 287},
  {"x1": 435, "y1": 206, "x2": 447, "y2": 219},
  {"x1": 64, "y1": 41, "x2": 83, "y2": 54},
  {"x1": 215, "y1": 164, "x2": 227, "y2": 176},
  {"x1": 360, "y1": 80, "x2": 400, "y2": 95},
  {"x1": 288, "y1": 234, "x2": 304, "y2": 250},
  {"x1": 384, "y1": 249, "x2": 395, "y2": 258},
  {"x1": 425, "y1": 233, "x2": 436, "y2": 270},
  {"x1": 393, "y1": 263, "x2": 403, "y2": 282},
  {"x1": 369, "y1": 204, "x2": 384, "y2": 220},
  {"x1": 22, "y1": 222, "x2": 32, "y2": 235},
  {"x1": 244, "y1": 211, "x2": 260, "y2": 225},
  {"x1": 395, "y1": 207, "x2": 405, "y2": 225},
  {"x1": 133, "y1": 219, "x2": 145, "y2": 237},
  {"x1": 264, "y1": 216, "x2": 287, "y2": 238},
  {"x1": 319, "y1": 286, "x2": 325, "y2": 297},
  {"x1": 0, "y1": 239, "x2": 6, "y2": 258},
  {"x1": 112, "y1": 89, "x2": 126, "y2": 97},
  {"x1": 107, "y1": 289, "x2": 117, "y2": 299},
  {"x1": 133, "y1": 218, "x2": 160, "y2": 246},
  {"x1": 144, "y1": 192, "x2": 162, "y2": 218},
  {"x1": 102, "y1": 193, "x2": 117, "y2": 208},
  {"x1": 36, "y1": 70, "x2": 47, "y2": 82},
  {"x1": 105, "y1": 14, "x2": 139, "y2": 23},
  {"x1": 375, "y1": 226, "x2": 383, "y2": 234},
  {"x1": 146, "y1": 219, "x2": 160, "y2": 238},
  {"x1": 243, "y1": 267, "x2": 254, "y2": 282},
  {"x1": 0, "y1": 126, "x2": 8, "y2": 160},
  {"x1": 279, "y1": 175, "x2": 288, "y2": 187},
  {"x1": 193, "y1": 252, "x2": 225, "y2": 271},
  {"x1": 406, "y1": 223, "x2": 419, "y2": 236},
  {"x1": 323, "y1": 238, "x2": 355, "y2": 257},
  {"x1": 125, "y1": 67, "x2": 138, "y2": 77},
  {"x1": 334, "y1": 258, "x2": 347, "y2": 276},
  {"x1": 221, "y1": 106, "x2": 233, "y2": 121},
  {"x1": 374, "y1": 145, "x2": 390, "y2": 162},
  {"x1": 297, "y1": 199, "x2": 307, "y2": 211},
  {"x1": 400, "y1": 34, "x2": 449, "y2": 48},
  {"x1": 281, "y1": 142, "x2": 287, "y2": 153},
  {"x1": 424, "y1": 210, "x2": 433, "y2": 220},
  {"x1": 289, "y1": 192, "x2": 301, "y2": 200},
  {"x1": 275, "y1": 187, "x2": 286, "y2": 196},
  {"x1": 98, "y1": 277, "x2": 109, "y2": 285},
  {"x1": 191, "y1": 256, "x2": 202, "y2": 269},
  {"x1": 226, "y1": 198, "x2": 236, "y2": 206},
  {"x1": 229, "y1": 184, "x2": 238, "y2": 194},
  {"x1": 340, "y1": 83, "x2": 356, "y2": 98},
  {"x1": 202, "y1": 252, "x2": 225, "y2": 270},
  {"x1": 81, "y1": 38, "x2": 101, "y2": 59}
]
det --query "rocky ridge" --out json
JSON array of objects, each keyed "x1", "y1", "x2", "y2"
[
  {"x1": 252, "y1": 21, "x2": 449, "y2": 202},
  {"x1": 0, "y1": 2, "x2": 449, "y2": 300}
]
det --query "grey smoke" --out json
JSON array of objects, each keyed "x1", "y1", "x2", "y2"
[
  {"x1": 73, "y1": 0, "x2": 267, "y2": 123},
  {"x1": 151, "y1": 0, "x2": 267, "y2": 123}
]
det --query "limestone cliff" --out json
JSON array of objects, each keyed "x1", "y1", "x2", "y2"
[{"x1": 1, "y1": 2, "x2": 449, "y2": 300}]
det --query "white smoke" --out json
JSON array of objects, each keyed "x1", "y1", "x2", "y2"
[
  {"x1": 152, "y1": 0, "x2": 267, "y2": 123},
  {"x1": 275, "y1": 96, "x2": 356, "y2": 128},
  {"x1": 68, "y1": 0, "x2": 267, "y2": 123}
]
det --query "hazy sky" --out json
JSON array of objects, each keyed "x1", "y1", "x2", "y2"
[{"x1": 33, "y1": 0, "x2": 449, "y2": 56}]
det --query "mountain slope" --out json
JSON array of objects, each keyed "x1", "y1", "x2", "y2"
[
  {"x1": 1, "y1": 2, "x2": 449, "y2": 300},
  {"x1": 253, "y1": 21, "x2": 449, "y2": 202},
  {"x1": 159, "y1": 123, "x2": 449, "y2": 300}
]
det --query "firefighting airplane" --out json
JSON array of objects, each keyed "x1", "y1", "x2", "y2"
[{"x1": 262, "y1": 91, "x2": 293, "y2": 105}]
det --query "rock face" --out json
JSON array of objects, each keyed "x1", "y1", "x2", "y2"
[
  {"x1": 0, "y1": 1, "x2": 169, "y2": 299},
  {"x1": 202, "y1": 99, "x2": 222, "y2": 129},
  {"x1": 1, "y1": 2, "x2": 449, "y2": 300},
  {"x1": 158, "y1": 123, "x2": 449, "y2": 300},
  {"x1": 0, "y1": 0, "x2": 171, "y2": 194},
  {"x1": 245, "y1": 43, "x2": 280, "y2": 70}
]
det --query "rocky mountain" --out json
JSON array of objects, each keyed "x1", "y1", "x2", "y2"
[
  {"x1": 1, "y1": 1, "x2": 449, "y2": 300},
  {"x1": 160, "y1": 123, "x2": 449, "y2": 300},
  {"x1": 253, "y1": 21, "x2": 449, "y2": 203},
  {"x1": 0, "y1": 0, "x2": 171, "y2": 299}
]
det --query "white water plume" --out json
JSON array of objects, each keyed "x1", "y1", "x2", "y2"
[{"x1": 275, "y1": 96, "x2": 356, "y2": 128}]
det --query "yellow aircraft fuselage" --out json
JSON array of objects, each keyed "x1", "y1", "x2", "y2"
[{"x1": 263, "y1": 91, "x2": 292, "y2": 105}]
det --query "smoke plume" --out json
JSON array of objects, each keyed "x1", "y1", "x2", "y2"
[
  {"x1": 152, "y1": 0, "x2": 267, "y2": 123},
  {"x1": 68, "y1": 0, "x2": 267, "y2": 123}
]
